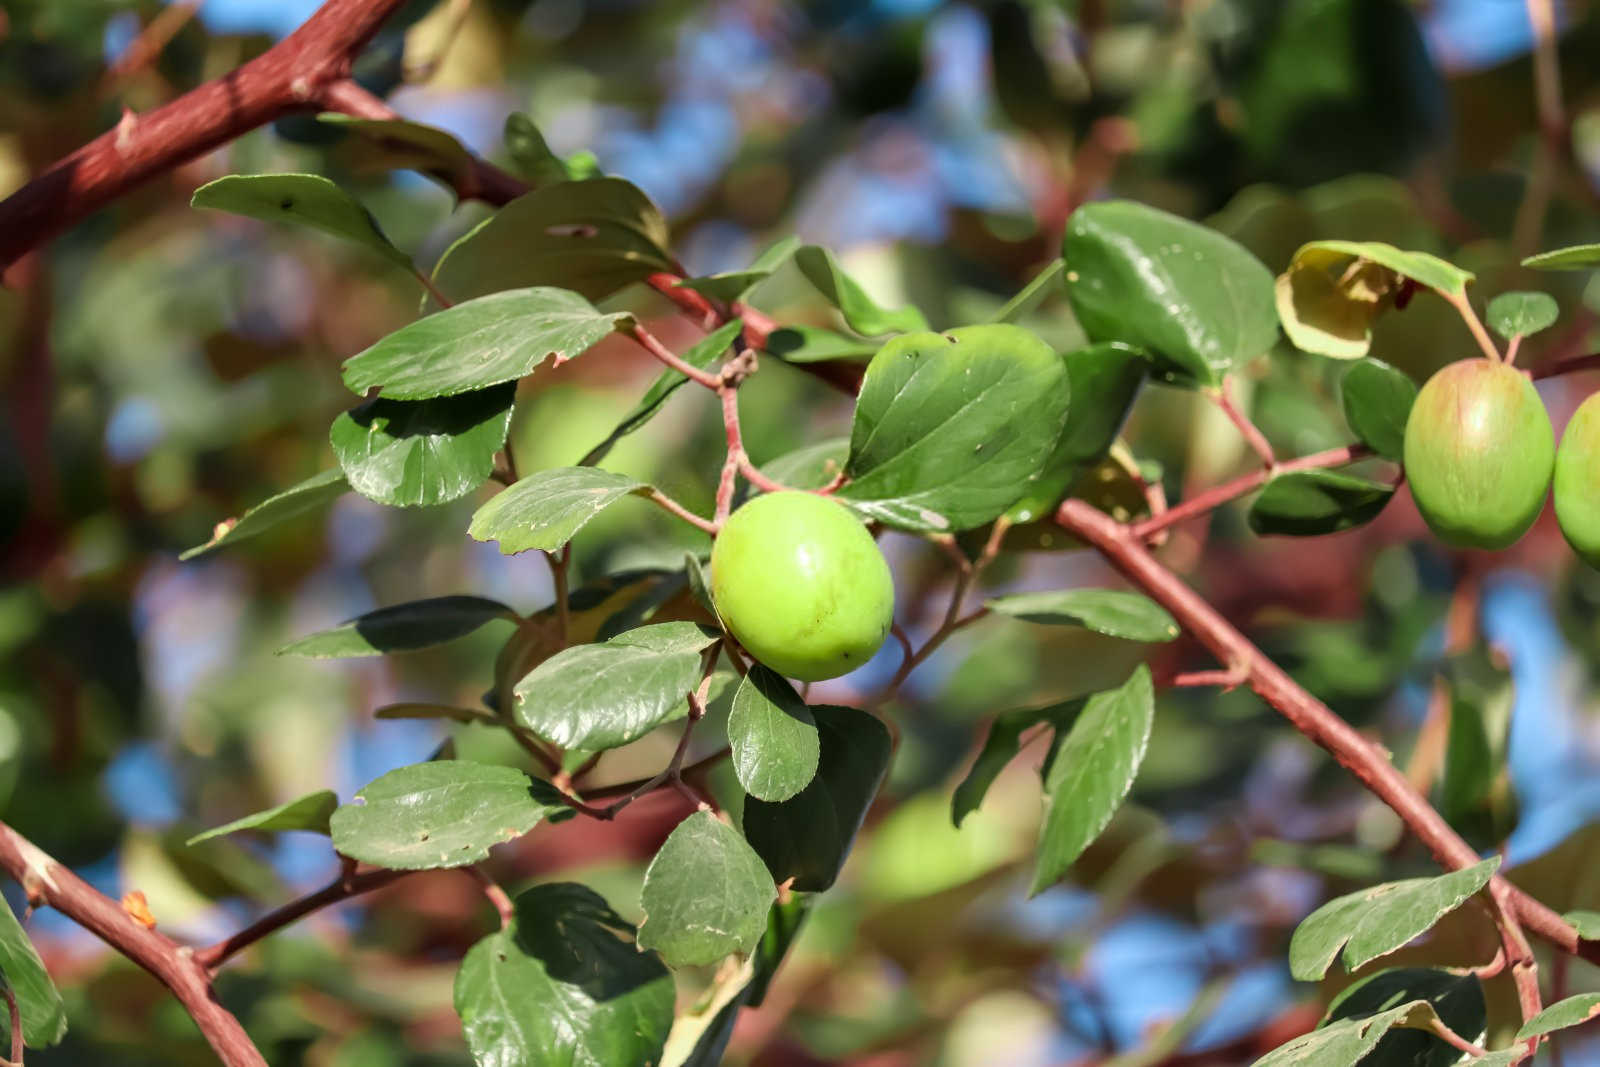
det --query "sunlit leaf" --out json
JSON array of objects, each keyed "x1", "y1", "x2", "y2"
[
  {"x1": 330, "y1": 384, "x2": 515, "y2": 508},
  {"x1": 186, "y1": 791, "x2": 338, "y2": 845},
  {"x1": 191, "y1": 173, "x2": 410, "y2": 270},
  {"x1": 180, "y1": 469, "x2": 347, "y2": 560},
  {"x1": 637, "y1": 811, "x2": 775, "y2": 967},
  {"x1": 469, "y1": 468, "x2": 647, "y2": 555}
]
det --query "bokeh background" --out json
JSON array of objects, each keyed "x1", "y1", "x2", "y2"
[{"x1": 4, "y1": 0, "x2": 1600, "y2": 1063}]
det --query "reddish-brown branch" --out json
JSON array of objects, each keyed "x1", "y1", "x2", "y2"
[
  {"x1": 102, "y1": 0, "x2": 204, "y2": 92},
  {"x1": 0, "y1": 821, "x2": 267, "y2": 1066},
  {"x1": 1214, "y1": 379, "x2": 1275, "y2": 468},
  {"x1": 1131, "y1": 444, "x2": 1375, "y2": 539},
  {"x1": 196, "y1": 867, "x2": 408, "y2": 972},
  {"x1": 1533, "y1": 352, "x2": 1600, "y2": 380}
]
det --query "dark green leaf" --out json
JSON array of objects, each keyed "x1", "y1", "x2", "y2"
[
  {"x1": 1340, "y1": 359, "x2": 1416, "y2": 461},
  {"x1": 1323, "y1": 968, "x2": 1485, "y2": 1067},
  {"x1": 0, "y1": 898, "x2": 66, "y2": 1048},
  {"x1": 951, "y1": 701, "x2": 1083, "y2": 827},
  {"x1": 502, "y1": 112, "x2": 573, "y2": 188},
  {"x1": 1516, "y1": 993, "x2": 1600, "y2": 1040},
  {"x1": 1247, "y1": 470, "x2": 1393, "y2": 536},
  {"x1": 1287, "y1": 857, "x2": 1501, "y2": 980},
  {"x1": 512, "y1": 622, "x2": 719, "y2": 750},
  {"x1": 764, "y1": 325, "x2": 878, "y2": 363},
  {"x1": 758, "y1": 438, "x2": 850, "y2": 491},
  {"x1": 340, "y1": 287, "x2": 632, "y2": 400},
  {"x1": 793, "y1": 245, "x2": 927, "y2": 335},
  {"x1": 179, "y1": 469, "x2": 347, "y2": 560},
  {"x1": 743, "y1": 704, "x2": 890, "y2": 890},
  {"x1": 637, "y1": 811, "x2": 776, "y2": 967},
  {"x1": 276, "y1": 596, "x2": 513, "y2": 658},
  {"x1": 1487, "y1": 291, "x2": 1559, "y2": 341},
  {"x1": 329, "y1": 761, "x2": 564, "y2": 870},
  {"x1": 190, "y1": 173, "x2": 409, "y2": 270},
  {"x1": 469, "y1": 468, "x2": 647, "y2": 555},
  {"x1": 430, "y1": 178, "x2": 674, "y2": 305},
  {"x1": 316, "y1": 113, "x2": 478, "y2": 194},
  {"x1": 330, "y1": 384, "x2": 515, "y2": 508},
  {"x1": 838, "y1": 325, "x2": 1071, "y2": 532},
  {"x1": 727, "y1": 666, "x2": 820, "y2": 803},
  {"x1": 675, "y1": 237, "x2": 800, "y2": 304},
  {"x1": 1031, "y1": 665, "x2": 1155, "y2": 894},
  {"x1": 1523, "y1": 243, "x2": 1600, "y2": 271},
  {"x1": 986, "y1": 589, "x2": 1179, "y2": 642},
  {"x1": 1063, "y1": 200, "x2": 1277, "y2": 387},
  {"x1": 454, "y1": 883, "x2": 673, "y2": 1067},
  {"x1": 186, "y1": 790, "x2": 338, "y2": 845}
]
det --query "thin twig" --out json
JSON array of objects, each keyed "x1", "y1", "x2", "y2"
[
  {"x1": 1212, "y1": 378, "x2": 1275, "y2": 468},
  {"x1": 1533, "y1": 351, "x2": 1600, "y2": 380},
  {"x1": 101, "y1": 0, "x2": 203, "y2": 93},
  {"x1": 1426, "y1": 1017, "x2": 1489, "y2": 1059},
  {"x1": 1446, "y1": 292, "x2": 1504, "y2": 362},
  {"x1": 546, "y1": 545, "x2": 571, "y2": 648},
  {"x1": 628, "y1": 325, "x2": 723, "y2": 389},
  {"x1": 4, "y1": 983, "x2": 20, "y2": 1066},
  {"x1": 1131, "y1": 444, "x2": 1374, "y2": 539},
  {"x1": 197, "y1": 867, "x2": 409, "y2": 971},
  {"x1": 647, "y1": 488, "x2": 717, "y2": 536},
  {"x1": 463, "y1": 867, "x2": 515, "y2": 928}
]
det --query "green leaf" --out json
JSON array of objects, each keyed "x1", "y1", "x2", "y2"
[
  {"x1": 1523, "y1": 243, "x2": 1600, "y2": 271},
  {"x1": 758, "y1": 438, "x2": 850, "y2": 491},
  {"x1": 1287, "y1": 857, "x2": 1501, "y2": 980},
  {"x1": 986, "y1": 589, "x2": 1179, "y2": 643},
  {"x1": 455, "y1": 883, "x2": 674, "y2": 1067},
  {"x1": 1516, "y1": 993, "x2": 1600, "y2": 1040},
  {"x1": 316, "y1": 113, "x2": 478, "y2": 194},
  {"x1": 502, "y1": 112, "x2": 573, "y2": 188},
  {"x1": 469, "y1": 468, "x2": 647, "y2": 555},
  {"x1": 1247, "y1": 470, "x2": 1394, "y2": 536},
  {"x1": 1565, "y1": 910, "x2": 1600, "y2": 938},
  {"x1": 1031, "y1": 665, "x2": 1155, "y2": 894},
  {"x1": 1062, "y1": 199, "x2": 1278, "y2": 387},
  {"x1": 179, "y1": 468, "x2": 347, "y2": 560},
  {"x1": 580, "y1": 319, "x2": 744, "y2": 466},
  {"x1": 1251, "y1": 1003, "x2": 1426, "y2": 1067},
  {"x1": 340, "y1": 287, "x2": 632, "y2": 400},
  {"x1": 1340, "y1": 359, "x2": 1416, "y2": 461},
  {"x1": 727, "y1": 666, "x2": 820, "y2": 803},
  {"x1": 0, "y1": 898, "x2": 66, "y2": 1048},
  {"x1": 373, "y1": 703, "x2": 498, "y2": 726},
  {"x1": 742, "y1": 704, "x2": 890, "y2": 890},
  {"x1": 951, "y1": 701, "x2": 1083, "y2": 827},
  {"x1": 838, "y1": 325, "x2": 1071, "y2": 532},
  {"x1": 793, "y1": 245, "x2": 927, "y2": 335},
  {"x1": 190, "y1": 173, "x2": 410, "y2": 270},
  {"x1": 186, "y1": 790, "x2": 338, "y2": 845},
  {"x1": 1323, "y1": 968, "x2": 1485, "y2": 1067},
  {"x1": 329, "y1": 761, "x2": 564, "y2": 870},
  {"x1": 430, "y1": 178, "x2": 674, "y2": 305},
  {"x1": 1006, "y1": 342, "x2": 1148, "y2": 523},
  {"x1": 637, "y1": 811, "x2": 776, "y2": 967},
  {"x1": 512, "y1": 622, "x2": 719, "y2": 750},
  {"x1": 277, "y1": 595, "x2": 513, "y2": 658},
  {"x1": 1437, "y1": 642, "x2": 1518, "y2": 849},
  {"x1": 1487, "y1": 290, "x2": 1559, "y2": 341},
  {"x1": 675, "y1": 236, "x2": 801, "y2": 304},
  {"x1": 1276, "y1": 241, "x2": 1474, "y2": 360},
  {"x1": 764, "y1": 325, "x2": 878, "y2": 364},
  {"x1": 330, "y1": 384, "x2": 515, "y2": 508}
]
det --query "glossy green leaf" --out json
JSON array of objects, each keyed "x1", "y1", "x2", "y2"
[
  {"x1": 430, "y1": 178, "x2": 674, "y2": 305},
  {"x1": 190, "y1": 173, "x2": 409, "y2": 270},
  {"x1": 758, "y1": 438, "x2": 850, "y2": 491},
  {"x1": 838, "y1": 325, "x2": 1071, "y2": 532},
  {"x1": 455, "y1": 883, "x2": 673, "y2": 1067},
  {"x1": 179, "y1": 468, "x2": 348, "y2": 560},
  {"x1": 1276, "y1": 241, "x2": 1473, "y2": 360},
  {"x1": 764, "y1": 325, "x2": 877, "y2": 363},
  {"x1": 951, "y1": 701, "x2": 1083, "y2": 827},
  {"x1": 469, "y1": 468, "x2": 647, "y2": 555},
  {"x1": 1340, "y1": 358, "x2": 1416, "y2": 461},
  {"x1": 186, "y1": 790, "x2": 338, "y2": 845},
  {"x1": 502, "y1": 112, "x2": 573, "y2": 188},
  {"x1": 1287, "y1": 857, "x2": 1500, "y2": 980},
  {"x1": 316, "y1": 113, "x2": 478, "y2": 193},
  {"x1": 329, "y1": 761, "x2": 563, "y2": 870},
  {"x1": 1323, "y1": 968, "x2": 1485, "y2": 1067},
  {"x1": 637, "y1": 811, "x2": 776, "y2": 967},
  {"x1": 743, "y1": 704, "x2": 890, "y2": 890},
  {"x1": 1516, "y1": 993, "x2": 1600, "y2": 1040},
  {"x1": 1252, "y1": 1003, "x2": 1427, "y2": 1067},
  {"x1": 727, "y1": 666, "x2": 820, "y2": 803},
  {"x1": 1062, "y1": 199, "x2": 1277, "y2": 387},
  {"x1": 276, "y1": 596, "x2": 513, "y2": 657},
  {"x1": 986, "y1": 589, "x2": 1179, "y2": 643},
  {"x1": 580, "y1": 319, "x2": 744, "y2": 466},
  {"x1": 675, "y1": 236, "x2": 800, "y2": 304},
  {"x1": 1031, "y1": 665, "x2": 1155, "y2": 894},
  {"x1": 1487, "y1": 290, "x2": 1559, "y2": 341},
  {"x1": 1523, "y1": 243, "x2": 1600, "y2": 271},
  {"x1": 330, "y1": 384, "x2": 515, "y2": 508},
  {"x1": 793, "y1": 245, "x2": 927, "y2": 335},
  {"x1": 512, "y1": 622, "x2": 719, "y2": 750},
  {"x1": 340, "y1": 287, "x2": 632, "y2": 400},
  {"x1": 1247, "y1": 470, "x2": 1394, "y2": 536},
  {"x1": 0, "y1": 898, "x2": 66, "y2": 1048}
]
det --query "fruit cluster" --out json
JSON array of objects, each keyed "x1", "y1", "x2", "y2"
[{"x1": 1405, "y1": 357, "x2": 1599, "y2": 562}]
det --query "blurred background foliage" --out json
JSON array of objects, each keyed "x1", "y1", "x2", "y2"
[{"x1": 3, "y1": 0, "x2": 1600, "y2": 1063}]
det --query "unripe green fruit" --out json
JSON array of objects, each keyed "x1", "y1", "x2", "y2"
[
  {"x1": 1403, "y1": 358, "x2": 1554, "y2": 550},
  {"x1": 1555, "y1": 392, "x2": 1600, "y2": 567},
  {"x1": 711, "y1": 491, "x2": 894, "y2": 681}
]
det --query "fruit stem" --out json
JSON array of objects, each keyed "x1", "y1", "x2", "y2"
[
  {"x1": 1446, "y1": 291, "x2": 1505, "y2": 362},
  {"x1": 1212, "y1": 378, "x2": 1275, "y2": 469}
]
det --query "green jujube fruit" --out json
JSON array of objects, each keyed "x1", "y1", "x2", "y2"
[
  {"x1": 711, "y1": 491, "x2": 894, "y2": 681},
  {"x1": 1403, "y1": 358, "x2": 1554, "y2": 550},
  {"x1": 1555, "y1": 392, "x2": 1600, "y2": 566}
]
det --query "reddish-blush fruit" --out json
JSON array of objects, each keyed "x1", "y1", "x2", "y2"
[
  {"x1": 1403, "y1": 358, "x2": 1554, "y2": 550},
  {"x1": 1555, "y1": 392, "x2": 1600, "y2": 567},
  {"x1": 711, "y1": 492, "x2": 893, "y2": 681}
]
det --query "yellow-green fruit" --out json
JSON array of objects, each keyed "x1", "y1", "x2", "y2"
[
  {"x1": 711, "y1": 492, "x2": 893, "y2": 681},
  {"x1": 1403, "y1": 358, "x2": 1554, "y2": 550},
  {"x1": 1555, "y1": 392, "x2": 1600, "y2": 566}
]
